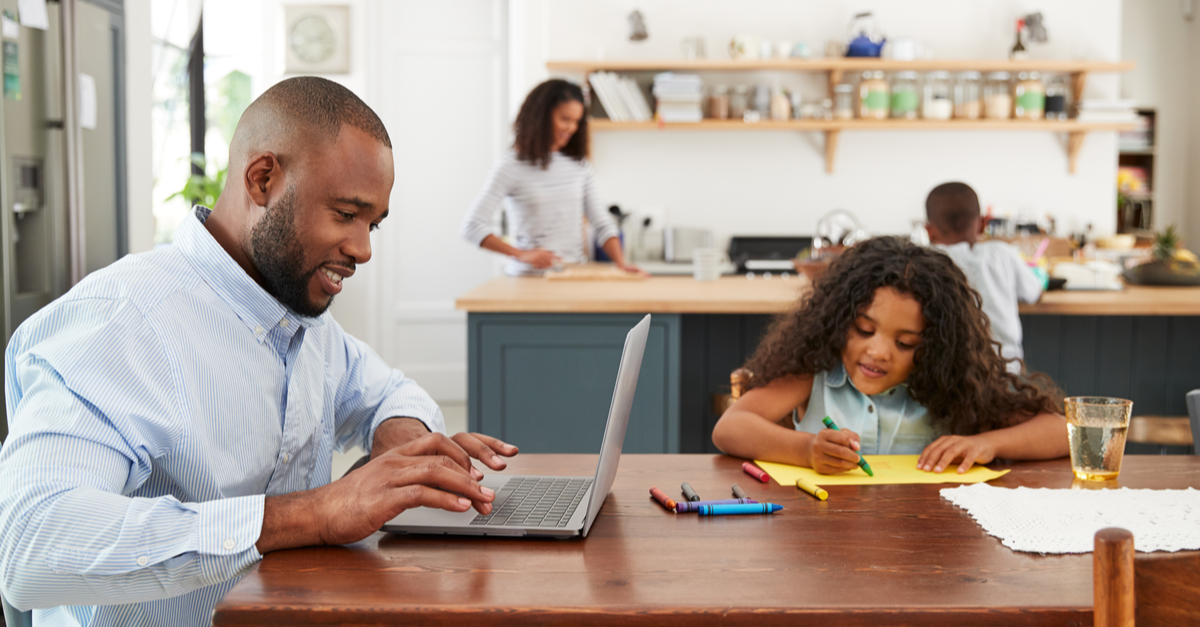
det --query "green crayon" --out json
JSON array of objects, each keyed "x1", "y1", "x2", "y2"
[{"x1": 821, "y1": 416, "x2": 874, "y2": 477}]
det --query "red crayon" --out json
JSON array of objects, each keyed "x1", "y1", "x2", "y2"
[
  {"x1": 649, "y1": 486, "x2": 677, "y2": 511},
  {"x1": 742, "y1": 461, "x2": 769, "y2": 483}
]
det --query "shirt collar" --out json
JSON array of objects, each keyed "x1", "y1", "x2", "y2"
[
  {"x1": 175, "y1": 206, "x2": 326, "y2": 342},
  {"x1": 824, "y1": 362, "x2": 908, "y2": 396}
]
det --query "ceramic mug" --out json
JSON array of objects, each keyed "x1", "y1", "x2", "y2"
[
  {"x1": 729, "y1": 35, "x2": 760, "y2": 61},
  {"x1": 693, "y1": 248, "x2": 727, "y2": 282}
]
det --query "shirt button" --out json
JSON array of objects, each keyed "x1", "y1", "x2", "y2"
[
  {"x1": 868, "y1": 405, "x2": 875, "y2": 413},
  {"x1": 254, "y1": 326, "x2": 264, "y2": 335},
  {"x1": 223, "y1": 538, "x2": 236, "y2": 551},
  {"x1": 136, "y1": 556, "x2": 148, "y2": 566},
  {"x1": 280, "y1": 319, "x2": 290, "y2": 328}
]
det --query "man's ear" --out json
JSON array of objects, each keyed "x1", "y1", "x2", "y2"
[
  {"x1": 975, "y1": 215, "x2": 985, "y2": 235},
  {"x1": 244, "y1": 151, "x2": 282, "y2": 208}
]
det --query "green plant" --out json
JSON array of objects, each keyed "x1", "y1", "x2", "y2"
[
  {"x1": 1152, "y1": 225, "x2": 1180, "y2": 261},
  {"x1": 167, "y1": 153, "x2": 227, "y2": 208}
]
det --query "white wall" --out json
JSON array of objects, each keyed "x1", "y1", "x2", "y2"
[
  {"x1": 124, "y1": 0, "x2": 154, "y2": 254},
  {"x1": 1120, "y1": 0, "x2": 1198, "y2": 248},
  {"x1": 510, "y1": 0, "x2": 1126, "y2": 248}
]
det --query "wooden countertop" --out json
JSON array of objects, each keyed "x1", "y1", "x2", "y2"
[{"x1": 456, "y1": 276, "x2": 1200, "y2": 315}]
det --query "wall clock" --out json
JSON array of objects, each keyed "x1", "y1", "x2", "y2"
[{"x1": 284, "y1": 5, "x2": 350, "y2": 74}]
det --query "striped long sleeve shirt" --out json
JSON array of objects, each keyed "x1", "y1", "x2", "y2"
[
  {"x1": 0, "y1": 207, "x2": 444, "y2": 625},
  {"x1": 460, "y1": 150, "x2": 621, "y2": 276}
]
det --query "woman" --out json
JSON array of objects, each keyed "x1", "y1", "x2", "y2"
[{"x1": 460, "y1": 79, "x2": 638, "y2": 276}]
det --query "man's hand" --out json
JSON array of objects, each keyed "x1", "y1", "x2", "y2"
[
  {"x1": 372, "y1": 419, "x2": 519, "y2": 479},
  {"x1": 257, "y1": 445, "x2": 495, "y2": 553},
  {"x1": 805, "y1": 428, "x2": 863, "y2": 475},
  {"x1": 370, "y1": 417, "x2": 433, "y2": 460},
  {"x1": 448, "y1": 432, "x2": 519, "y2": 472}
]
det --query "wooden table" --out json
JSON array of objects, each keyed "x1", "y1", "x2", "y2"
[{"x1": 213, "y1": 454, "x2": 1200, "y2": 626}]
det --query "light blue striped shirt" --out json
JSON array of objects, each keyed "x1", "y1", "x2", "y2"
[{"x1": 0, "y1": 207, "x2": 444, "y2": 625}]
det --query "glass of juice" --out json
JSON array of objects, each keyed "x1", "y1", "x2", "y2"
[{"x1": 1064, "y1": 397, "x2": 1133, "y2": 481}]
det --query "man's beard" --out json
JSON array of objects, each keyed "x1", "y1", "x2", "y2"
[{"x1": 246, "y1": 185, "x2": 332, "y2": 317}]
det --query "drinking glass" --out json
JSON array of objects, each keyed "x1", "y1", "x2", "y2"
[{"x1": 1064, "y1": 396, "x2": 1133, "y2": 481}]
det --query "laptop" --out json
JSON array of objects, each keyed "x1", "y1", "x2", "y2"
[{"x1": 381, "y1": 314, "x2": 650, "y2": 538}]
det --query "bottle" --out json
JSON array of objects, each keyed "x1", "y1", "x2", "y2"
[
  {"x1": 858, "y1": 70, "x2": 889, "y2": 120},
  {"x1": 1013, "y1": 71, "x2": 1045, "y2": 120},
  {"x1": 770, "y1": 86, "x2": 791, "y2": 121},
  {"x1": 1009, "y1": 18, "x2": 1027, "y2": 61},
  {"x1": 954, "y1": 71, "x2": 982, "y2": 119},
  {"x1": 922, "y1": 71, "x2": 953, "y2": 120},
  {"x1": 889, "y1": 71, "x2": 919, "y2": 120}
]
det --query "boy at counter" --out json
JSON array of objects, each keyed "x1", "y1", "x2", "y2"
[{"x1": 924, "y1": 182, "x2": 1043, "y2": 373}]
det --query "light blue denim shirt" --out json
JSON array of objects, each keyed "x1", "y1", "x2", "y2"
[{"x1": 793, "y1": 364, "x2": 936, "y2": 454}]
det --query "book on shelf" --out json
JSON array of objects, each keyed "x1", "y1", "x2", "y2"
[
  {"x1": 588, "y1": 71, "x2": 651, "y2": 122},
  {"x1": 652, "y1": 72, "x2": 704, "y2": 124}
]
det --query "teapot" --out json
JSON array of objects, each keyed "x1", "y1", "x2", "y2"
[{"x1": 845, "y1": 11, "x2": 885, "y2": 57}]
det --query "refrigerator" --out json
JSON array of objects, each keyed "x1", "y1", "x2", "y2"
[{"x1": 0, "y1": 0, "x2": 126, "y2": 443}]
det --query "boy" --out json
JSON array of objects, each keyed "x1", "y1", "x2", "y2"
[{"x1": 925, "y1": 182, "x2": 1043, "y2": 372}]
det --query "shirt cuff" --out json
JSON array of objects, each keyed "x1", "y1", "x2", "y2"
[{"x1": 191, "y1": 494, "x2": 265, "y2": 585}]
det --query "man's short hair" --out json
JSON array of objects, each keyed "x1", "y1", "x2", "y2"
[
  {"x1": 925, "y1": 182, "x2": 980, "y2": 236},
  {"x1": 248, "y1": 76, "x2": 391, "y2": 149}
]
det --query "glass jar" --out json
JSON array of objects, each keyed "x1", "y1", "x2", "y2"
[
  {"x1": 922, "y1": 71, "x2": 953, "y2": 120},
  {"x1": 833, "y1": 83, "x2": 854, "y2": 119},
  {"x1": 984, "y1": 71, "x2": 1012, "y2": 119},
  {"x1": 858, "y1": 70, "x2": 889, "y2": 120},
  {"x1": 708, "y1": 84, "x2": 730, "y2": 120},
  {"x1": 1013, "y1": 71, "x2": 1045, "y2": 120},
  {"x1": 1044, "y1": 74, "x2": 1069, "y2": 120},
  {"x1": 890, "y1": 71, "x2": 919, "y2": 119},
  {"x1": 729, "y1": 85, "x2": 748, "y2": 120},
  {"x1": 954, "y1": 71, "x2": 982, "y2": 119}
]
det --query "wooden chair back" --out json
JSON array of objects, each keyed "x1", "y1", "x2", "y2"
[
  {"x1": 1188, "y1": 389, "x2": 1199, "y2": 455},
  {"x1": 1094, "y1": 527, "x2": 1200, "y2": 626}
]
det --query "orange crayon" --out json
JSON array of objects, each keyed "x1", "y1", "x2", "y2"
[{"x1": 649, "y1": 486, "x2": 677, "y2": 511}]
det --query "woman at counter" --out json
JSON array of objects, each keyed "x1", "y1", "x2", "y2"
[{"x1": 460, "y1": 79, "x2": 639, "y2": 276}]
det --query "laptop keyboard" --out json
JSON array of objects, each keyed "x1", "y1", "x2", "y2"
[{"x1": 469, "y1": 477, "x2": 593, "y2": 528}]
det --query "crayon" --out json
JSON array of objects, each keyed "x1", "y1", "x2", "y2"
[
  {"x1": 675, "y1": 498, "x2": 759, "y2": 513},
  {"x1": 680, "y1": 482, "x2": 701, "y2": 502},
  {"x1": 731, "y1": 483, "x2": 749, "y2": 499},
  {"x1": 698, "y1": 503, "x2": 783, "y2": 516},
  {"x1": 820, "y1": 416, "x2": 875, "y2": 477},
  {"x1": 795, "y1": 477, "x2": 829, "y2": 501},
  {"x1": 742, "y1": 461, "x2": 769, "y2": 483},
  {"x1": 649, "y1": 486, "x2": 677, "y2": 512}
]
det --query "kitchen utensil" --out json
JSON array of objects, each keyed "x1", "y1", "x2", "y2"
[{"x1": 845, "y1": 12, "x2": 885, "y2": 57}]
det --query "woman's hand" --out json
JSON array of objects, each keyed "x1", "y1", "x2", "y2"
[
  {"x1": 617, "y1": 262, "x2": 648, "y2": 276},
  {"x1": 515, "y1": 248, "x2": 560, "y2": 269},
  {"x1": 918, "y1": 433, "x2": 998, "y2": 474},
  {"x1": 805, "y1": 428, "x2": 863, "y2": 475}
]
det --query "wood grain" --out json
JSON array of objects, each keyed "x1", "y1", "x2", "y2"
[
  {"x1": 213, "y1": 455, "x2": 1200, "y2": 627},
  {"x1": 455, "y1": 276, "x2": 1200, "y2": 316},
  {"x1": 1094, "y1": 527, "x2": 1135, "y2": 627},
  {"x1": 1128, "y1": 416, "x2": 1194, "y2": 446}
]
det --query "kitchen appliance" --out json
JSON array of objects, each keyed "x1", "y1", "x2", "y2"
[
  {"x1": 728, "y1": 236, "x2": 813, "y2": 273},
  {"x1": 663, "y1": 227, "x2": 713, "y2": 263},
  {"x1": 845, "y1": 12, "x2": 885, "y2": 57}
]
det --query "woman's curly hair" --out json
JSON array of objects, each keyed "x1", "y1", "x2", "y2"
[
  {"x1": 513, "y1": 79, "x2": 588, "y2": 169},
  {"x1": 744, "y1": 236, "x2": 1060, "y2": 436}
]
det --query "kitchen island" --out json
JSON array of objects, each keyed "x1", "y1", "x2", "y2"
[{"x1": 458, "y1": 276, "x2": 1200, "y2": 453}]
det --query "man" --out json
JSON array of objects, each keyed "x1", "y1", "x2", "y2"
[
  {"x1": 0, "y1": 76, "x2": 516, "y2": 625},
  {"x1": 924, "y1": 181, "x2": 1043, "y2": 373}
]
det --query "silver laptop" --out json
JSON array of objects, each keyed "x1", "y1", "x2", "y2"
[{"x1": 382, "y1": 314, "x2": 650, "y2": 538}]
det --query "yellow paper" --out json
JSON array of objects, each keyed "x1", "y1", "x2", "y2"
[{"x1": 754, "y1": 455, "x2": 1010, "y2": 486}]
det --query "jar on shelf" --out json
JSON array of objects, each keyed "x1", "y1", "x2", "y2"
[
  {"x1": 833, "y1": 83, "x2": 854, "y2": 119},
  {"x1": 922, "y1": 71, "x2": 953, "y2": 120},
  {"x1": 984, "y1": 71, "x2": 1012, "y2": 119},
  {"x1": 1013, "y1": 71, "x2": 1045, "y2": 120},
  {"x1": 730, "y1": 85, "x2": 749, "y2": 120},
  {"x1": 1044, "y1": 74, "x2": 1069, "y2": 120},
  {"x1": 708, "y1": 84, "x2": 730, "y2": 120},
  {"x1": 890, "y1": 71, "x2": 919, "y2": 119},
  {"x1": 858, "y1": 70, "x2": 889, "y2": 120},
  {"x1": 954, "y1": 71, "x2": 982, "y2": 119}
]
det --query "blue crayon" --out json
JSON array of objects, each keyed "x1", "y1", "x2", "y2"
[
  {"x1": 697, "y1": 503, "x2": 783, "y2": 516},
  {"x1": 675, "y1": 498, "x2": 758, "y2": 513}
]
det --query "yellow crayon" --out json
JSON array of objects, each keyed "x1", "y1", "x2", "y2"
[{"x1": 795, "y1": 477, "x2": 829, "y2": 501}]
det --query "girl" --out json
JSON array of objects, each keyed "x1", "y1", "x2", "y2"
[
  {"x1": 460, "y1": 79, "x2": 639, "y2": 276},
  {"x1": 711, "y1": 236, "x2": 1068, "y2": 475}
]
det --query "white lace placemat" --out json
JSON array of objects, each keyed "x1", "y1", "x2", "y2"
[{"x1": 940, "y1": 483, "x2": 1200, "y2": 554}]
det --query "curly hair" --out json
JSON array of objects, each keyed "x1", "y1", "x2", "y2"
[
  {"x1": 513, "y1": 79, "x2": 588, "y2": 169},
  {"x1": 744, "y1": 236, "x2": 1060, "y2": 436}
]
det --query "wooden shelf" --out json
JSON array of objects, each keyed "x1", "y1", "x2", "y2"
[{"x1": 554, "y1": 58, "x2": 1135, "y2": 174}]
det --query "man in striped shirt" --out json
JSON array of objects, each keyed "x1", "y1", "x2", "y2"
[{"x1": 0, "y1": 77, "x2": 515, "y2": 626}]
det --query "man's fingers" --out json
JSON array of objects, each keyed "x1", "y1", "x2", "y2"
[
  {"x1": 396, "y1": 432, "x2": 474, "y2": 472},
  {"x1": 390, "y1": 461, "x2": 495, "y2": 507},
  {"x1": 451, "y1": 433, "x2": 516, "y2": 470},
  {"x1": 465, "y1": 432, "x2": 519, "y2": 456}
]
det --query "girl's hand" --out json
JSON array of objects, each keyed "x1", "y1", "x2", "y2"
[
  {"x1": 806, "y1": 428, "x2": 863, "y2": 475},
  {"x1": 918, "y1": 434, "x2": 998, "y2": 474},
  {"x1": 515, "y1": 248, "x2": 561, "y2": 269}
]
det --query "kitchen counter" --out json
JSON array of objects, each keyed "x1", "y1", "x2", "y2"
[{"x1": 456, "y1": 275, "x2": 1200, "y2": 315}]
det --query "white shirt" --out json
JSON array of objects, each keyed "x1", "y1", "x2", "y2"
[
  {"x1": 935, "y1": 241, "x2": 1044, "y2": 366},
  {"x1": 0, "y1": 207, "x2": 443, "y2": 625},
  {"x1": 460, "y1": 150, "x2": 620, "y2": 276}
]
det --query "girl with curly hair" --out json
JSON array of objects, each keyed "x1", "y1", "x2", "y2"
[
  {"x1": 460, "y1": 79, "x2": 641, "y2": 276},
  {"x1": 711, "y1": 236, "x2": 1067, "y2": 475}
]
